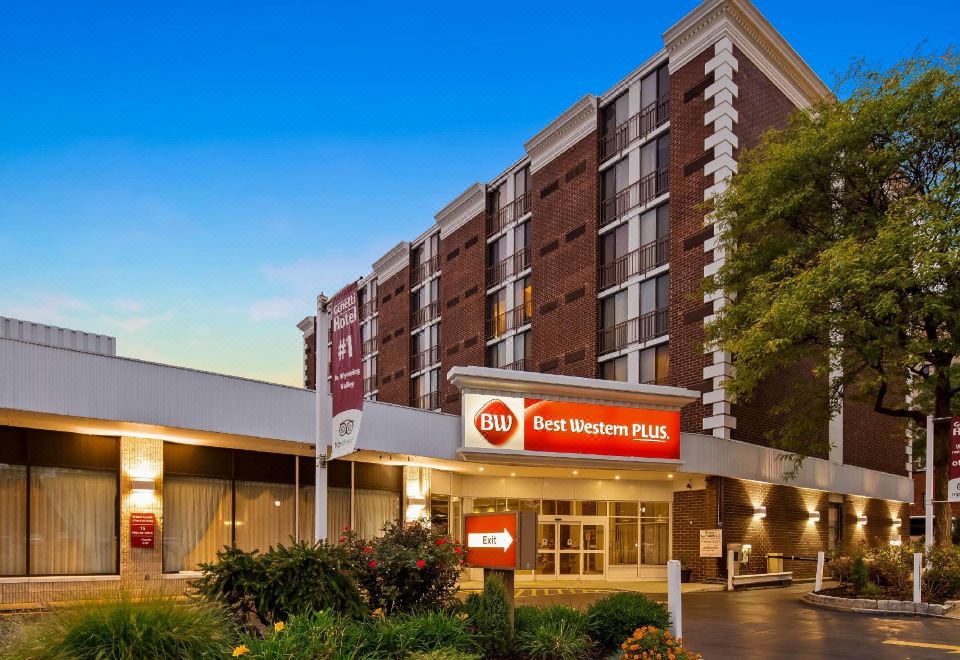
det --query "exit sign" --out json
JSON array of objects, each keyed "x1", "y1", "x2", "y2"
[{"x1": 463, "y1": 511, "x2": 536, "y2": 570}]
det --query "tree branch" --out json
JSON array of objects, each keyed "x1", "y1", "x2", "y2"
[{"x1": 874, "y1": 379, "x2": 926, "y2": 426}]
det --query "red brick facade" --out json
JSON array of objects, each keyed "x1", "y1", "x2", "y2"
[
  {"x1": 529, "y1": 133, "x2": 599, "y2": 379},
  {"x1": 376, "y1": 268, "x2": 412, "y2": 406},
  {"x1": 439, "y1": 212, "x2": 486, "y2": 414}
]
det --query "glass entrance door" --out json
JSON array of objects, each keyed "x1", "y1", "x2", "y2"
[{"x1": 536, "y1": 517, "x2": 606, "y2": 580}]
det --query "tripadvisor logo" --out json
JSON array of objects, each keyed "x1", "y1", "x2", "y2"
[{"x1": 474, "y1": 399, "x2": 518, "y2": 446}]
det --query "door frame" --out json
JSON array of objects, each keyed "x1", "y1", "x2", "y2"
[{"x1": 535, "y1": 515, "x2": 607, "y2": 581}]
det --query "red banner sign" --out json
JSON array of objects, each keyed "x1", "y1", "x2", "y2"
[
  {"x1": 466, "y1": 395, "x2": 680, "y2": 461},
  {"x1": 330, "y1": 283, "x2": 363, "y2": 459},
  {"x1": 950, "y1": 417, "x2": 960, "y2": 503},
  {"x1": 130, "y1": 512, "x2": 155, "y2": 548}
]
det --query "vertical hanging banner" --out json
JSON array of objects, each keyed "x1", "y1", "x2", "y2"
[
  {"x1": 950, "y1": 417, "x2": 960, "y2": 502},
  {"x1": 330, "y1": 283, "x2": 363, "y2": 459}
]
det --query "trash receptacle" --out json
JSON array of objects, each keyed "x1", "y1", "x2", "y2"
[{"x1": 767, "y1": 553, "x2": 784, "y2": 573}]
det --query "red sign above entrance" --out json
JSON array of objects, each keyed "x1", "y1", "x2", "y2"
[
  {"x1": 130, "y1": 512, "x2": 155, "y2": 549},
  {"x1": 465, "y1": 394, "x2": 680, "y2": 461},
  {"x1": 463, "y1": 511, "x2": 537, "y2": 571}
]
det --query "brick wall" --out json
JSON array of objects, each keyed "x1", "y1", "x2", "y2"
[
  {"x1": 376, "y1": 268, "x2": 412, "y2": 406},
  {"x1": 530, "y1": 132, "x2": 599, "y2": 378},
  {"x1": 843, "y1": 397, "x2": 907, "y2": 476},
  {"x1": 304, "y1": 327, "x2": 317, "y2": 391},
  {"x1": 667, "y1": 48, "x2": 714, "y2": 433},
  {"x1": 439, "y1": 212, "x2": 486, "y2": 414}
]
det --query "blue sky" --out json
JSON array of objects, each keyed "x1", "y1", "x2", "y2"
[{"x1": 1, "y1": 1, "x2": 955, "y2": 386}]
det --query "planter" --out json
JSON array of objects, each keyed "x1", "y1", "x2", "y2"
[
  {"x1": 680, "y1": 568, "x2": 693, "y2": 583},
  {"x1": 804, "y1": 592, "x2": 956, "y2": 617}
]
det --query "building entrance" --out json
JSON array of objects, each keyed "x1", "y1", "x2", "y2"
[{"x1": 535, "y1": 516, "x2": 606, "y2": 580}]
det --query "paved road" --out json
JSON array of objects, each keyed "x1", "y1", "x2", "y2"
[{"x1": 517, "y1": 584, "x2": 960, "y2": 659}]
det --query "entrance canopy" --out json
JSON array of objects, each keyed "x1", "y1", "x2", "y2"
[{"x1": 449, "y1": 366, "x2": 699, "y2": 471}]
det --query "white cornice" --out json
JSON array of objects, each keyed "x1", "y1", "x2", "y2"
[
  {"x1": 296, "y1": 316, "x2": 316, "y2": 337},
  {"x1": 372, "y1": 241, "x2": 410, "y2": 282},
  {"x1": 435, "y1": 183, "x2": 486, "y2": 239},
  {"x1": 663, "y1": 0, "x2": 831, "y2": 109},
  {"x1": 523, "y1": 94, "x2": 598, "y2": 174}
]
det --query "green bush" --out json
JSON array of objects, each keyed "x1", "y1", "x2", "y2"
[
  {"x1": 584, "y1": 592, "x2": 669, "y2": 653},
  {"x1": 194, "y1": 540, "x2": 365, "y2": 625},
  {"x1": 851, "y1": 556, "x2": 870, "y2": 595},
  {"x1": 343, "y1": 520, "x2": 465, "y2": 615},
  {"x1": 923, "y1": 544, "x2": 960, "y2": 602},
  {"x1": 230, "y1": 610, "x2": 349, "y2": 659},
  {"x1": 513, "y1": 605, "x2": 593, "y2": 660},
  {"x1": 827, "y1": 556, "x2": 853, "y2": 586},
  {"x1": 406, "y1": 650, "x2": 481, "y2": 660},
  {"x1": 464, "y1": 574, "x2": 512, "y2": 658},
  {"x1": 8, "y1": 595, "x2": 235, "y2": 659},
  {"x1": 350, "y1": 611, "x2": 478, "y2": 658},
  {"x1": 866, "y1": 543, "x2": 911, "y2": 593},
  {"x1": 618, "y1": 626, "x2": 701, "y2": 660}
]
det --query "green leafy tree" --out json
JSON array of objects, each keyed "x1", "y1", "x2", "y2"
[{"x1": 707, "y1": 52, "x2": 960, "y2": 546}]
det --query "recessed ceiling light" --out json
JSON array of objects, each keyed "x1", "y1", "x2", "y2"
[
  {"x1": 572, "y1": 470, "x2": 579, "y2": 475},
  {"x1": 510, "y1": 472, "x2": 516, "y2": 477},
  {"x1": 667, "y1": 474, "x2": 674, "y2": 479},
  {"x1": 614, "y1": 475, "x2": 620, "y2": 480},
  {"x1": 478, "y1": 467, "x2": 484, "y2": 472}
]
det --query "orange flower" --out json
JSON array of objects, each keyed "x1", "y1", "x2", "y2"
[{"x1": 232, "y1": 645, "x2": 250, "y2": 657}]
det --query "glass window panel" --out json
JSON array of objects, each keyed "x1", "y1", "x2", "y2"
[
  {"x1": 601, "y1": 356, "x2": 627, "y2": 382},
  {"x1": 656, "y1": 345, "x2": 670, "y2": 383},
  {"x1": 657, "y1": 134, "x2": 670, "y2": 168},
  {"x1": 613, "y1": 501, "x2": 639, "y2": 516},
  {"x1": 559, "y1": 553, "x2": 580, "y2": 575},
  {"x1": 164, "y1": 476, "x2": 231, "y2": 573},
  {"x1": 235, "y1": 480, "x2": 296, "y2": 553},
  {"x1": 538, "y1": 523, "x2": 556, "y2": 550},
  {"x1": 30, "y1": 467, "x2": 116, "y2": 575},
  {"x1": 656, "y1": 204, "x2": 669, "y2": 238},
  {"x1": 559, "y1": 524, "x2": 580, "y2": 550},
  {"x1": 609, "y1": 517, "x2": 639, "y2": 565},
  {"x1": 583, "y1": 523, "x2": 605, "y2": 550},
  {"x1": 641, "y1": 520, "x2": 669, "y2": 565},
  {"x1": 641, "y1": 71, "x2": 657, "y2": 108},
  {"x1": 640, "y1": 502, "x2": 669, "y2": 518},
  {"x1": 584, "y1": 552, "x2": 604, "y2": 575},
  {"x1": 640, "y1": 348, "x2": 656, "y2": 384},
  {"x1": 473, "y1": 498, "x2": 497, "y2": 514},
  {"x1": 657, "y1": 274, "x2": 669, "y2": 309},
  {"x1": 356, "y1": 488, "x2": 400, "y2": 539},
  {"x1": 0, "y1": 464, "x2": 26, "y2": 576}
]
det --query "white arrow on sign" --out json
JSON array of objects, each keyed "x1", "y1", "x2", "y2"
[{"x1": 467, "y1": 528, "x2": 514, "y2": 552}]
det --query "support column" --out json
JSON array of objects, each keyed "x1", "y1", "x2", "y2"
[{"x1": 120, "y1": 436, "x2": 163, "y2": 594}]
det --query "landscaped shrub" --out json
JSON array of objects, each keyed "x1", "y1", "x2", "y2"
[
  {"x1": 923, "y1": 544, "x2": 960, "y2": 602},
  {"x1": 8, "y1": 595, "x2": 235, "y2": 659},
  {"x1": 513, "y1": 605, "x2": 593, "y2": 660},
  {"x1": 230, "y1": 610, "x2": 349, "y2": 659},
  {"x1": 194, "y1": 539, "x2": 365, "y2": 625},
  {"x1": 406, "y1": 650, "x2": 482, "y2": 660},
  {"x1": 850, "y1": 556, "x2": 870, "y2": 595},
  {"x1": 350, "y1": 611, "x2": 478, "y2": 658},
  {"x1": 463, "y1": 573, "x2": 512, "y2": 658},
  {"x1": 827, "y1": 555, "x2": 853, "y2": 586},
  {"x1": 618, "y1": 626, "x2": 701, "y2": 660},
  {"x1": 584, "y1": 592, "x2": 669, "y2": 653},
  {"x1": 343, "y1": 520, "x2": 465, "y2": 615},
  {"x1": 866, "y1": 543, "x2": 911, "y2": 593}
]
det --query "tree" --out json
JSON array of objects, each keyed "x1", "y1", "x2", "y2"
[{"x1": 707, "y1": 52, "x2": 960, "y2": 546}]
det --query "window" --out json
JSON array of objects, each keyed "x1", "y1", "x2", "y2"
[
  {"x1": 513, "y1": 276, "x2": 532, "y2": 325},
  {"x1": 514, "y1": 166, "x2": 529, "y2": 199},
  {"x1": 640, "y1": 134, "x2": 670, "y2": 179},
  {"x1": 601, "y1": 356, "x2": 628, "y2": 382},
  {"x1": 488, "y1": 288, "x2": 508, "y2": 338},
  {"x1": 640, "y1": 63, "x2": 670, "y2": 127},
  {"x1": 602, "y1": 92, "x2": 629, "y2": 141},
  {"x1": 640, "y1": 344, "x2": 669, "y2": 385},
  {"x1": 639, "y1": 274, "x2": 669, "y2": 341},
  {"x1": 602, "y1": 158, "x2": 629, "y2": 205},
  {"x1": 487, "y1": 339, "x2": 509, "y2": 368},
  {"x1": 600, "y1": 224, "x2": 630, "y2": 288},
  {"x1": 414, "y1": 368, "x2": 440, "y2": 409},
  {"x1": 600, "y1": 290, "x2": 631, "y2": 353},
  {"x1": 488, "y1": 234, "x2": 510, "y2": 285},
  {"x1": 609, "y1": 501, "x2": 669, "y2": 566},
  {"x1": 513, "y1": 331, "x2": 531, "y2": 369},
  {"x1": 163, "y1": 445, "x2": 300, "y2": 573},
  {"x1": 0, "y1": 427, "x2": 119, "y2": 577},
  {"x1": 828, "y1": 502, "x2": 842, "y2": 551},
  {"x1": 513, "y1": 221, "x2": 531, "y2": 271}
]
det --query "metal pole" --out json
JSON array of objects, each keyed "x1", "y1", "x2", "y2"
[
  {"x1": 925, "y1": 415, "x2": 934, "y2": 552},
  {"x1": 913, "y1": 552, "x2": 922, "y2": 604},
  {"x1": 315, "y1": 294, "x2": 330, "y2": 542},
  {"x1": 667, "y1": 559, "x2": 682, "y2": 640}
]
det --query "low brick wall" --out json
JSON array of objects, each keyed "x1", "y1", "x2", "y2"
[{"x1": 804, "y1": 592, "x2": 956, "y2": 617}]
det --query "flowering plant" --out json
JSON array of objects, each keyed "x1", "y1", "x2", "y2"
[
  {"x1": 342, "y1": 519, "x2": 465, "y2": 614},
  {"x1": 619, "y1": 626, "x2": 702, "y2": 660}
]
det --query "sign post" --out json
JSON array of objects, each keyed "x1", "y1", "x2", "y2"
[
  {"x1": 463, "y1": 511, "x2": 536, "y2": 629},
  {"x1": 315, "y1": 294, "x2": 330, "y2": 542}
]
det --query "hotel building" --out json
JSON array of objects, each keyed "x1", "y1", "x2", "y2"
[{"x1": 0, "y1": 0, "x2": 912, "y2": 607}]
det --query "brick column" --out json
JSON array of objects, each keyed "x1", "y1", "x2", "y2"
[{"x1": 120, "y1": 436, "x2": 164, "y2": 594}]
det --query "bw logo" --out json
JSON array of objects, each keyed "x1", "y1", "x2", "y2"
[{"x1": 474, "y1": 399, "x2": 518, "y2": 446}]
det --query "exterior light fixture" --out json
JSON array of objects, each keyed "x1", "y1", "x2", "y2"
[
  {"x1": 857, "y1": 514, "x2": 868, "y2": 526},
  {"x1": 753, "y1": 505, "x2": 767, "y2": 519},
  {"x1": 131, "y1": 477, "x2": 155, "y2": 493},
  {"x1": 808, "y1": 511, "x2": 820, "y2": 523},
  {"x1": 892, "y1": 519, "x2": 902, "y2": 529}
]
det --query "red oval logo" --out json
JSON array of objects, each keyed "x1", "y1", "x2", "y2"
[{"x1": 474, "y1": 399, "x2": 518, "y2": 446}]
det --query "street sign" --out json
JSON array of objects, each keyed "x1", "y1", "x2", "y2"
[
  {"x1": 950, "y1": 417, "x2": 960, "y2": 503},
  {"x1": 130, "y1": 512, "x2": 155, "y2": 548},
  {"x1": 464, "y1": 394, "x2": 681, "y2": 461},
  {"x1": 463, "y1": 511, "x2": 536, "y2": 571}
]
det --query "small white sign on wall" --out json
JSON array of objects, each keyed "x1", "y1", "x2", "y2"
[{"x1": 699, "y1": 529, "x2": 723, "y2": 558}]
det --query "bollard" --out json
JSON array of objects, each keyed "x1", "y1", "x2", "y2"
[
  {"x1": 914, "y1": 553, "x2": 922, "y2": 604},
  {"x1": 815, "y1": 551, "x2": 825, "y2": 592},
  {"x1": 667, "y1": 559, "x2": 682, "y2": 641}
]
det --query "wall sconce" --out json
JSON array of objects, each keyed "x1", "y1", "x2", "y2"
[
  {"x1": 808, "y1": 511, "x2": 821, "y2": 523},
  {"x1": 892, "y1": 519, "x2": 902, "y2": 529},
  {"x1": 753, "y1": 505, "x2": 767, "y2": 519},
  {"x1": 856, "y1": 514, "x2": 868, "y2": 526},
  {"x1": 131, "y1": 477, "x2": 155, "y2": 493}
]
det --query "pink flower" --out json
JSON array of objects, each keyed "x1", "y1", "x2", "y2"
[
  {"x1": 454, "y1": 547, "x2": 462, "y2": 555},
  {"x1": 363, "y1": 546, "x2": 374, "y2": 554},
  {"x1": 435, "y1": 538, "x2": 446, "y2": 545},
  {"x1": 343, "y1": 526, "x2": 350, "y2": 531},
  {"x1": 338, "y1": 536, "x2": 346, "y2": 543},
  {"x1": 369, "y1": 560, "x2": 378, "y2": 568},
  {"x1": 416, "y1": 559, "x2": 426, "y2": 569}
]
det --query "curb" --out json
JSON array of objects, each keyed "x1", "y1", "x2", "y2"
[{"x1": 803, "y1": 592, "x2": 956, "y2": 617}]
